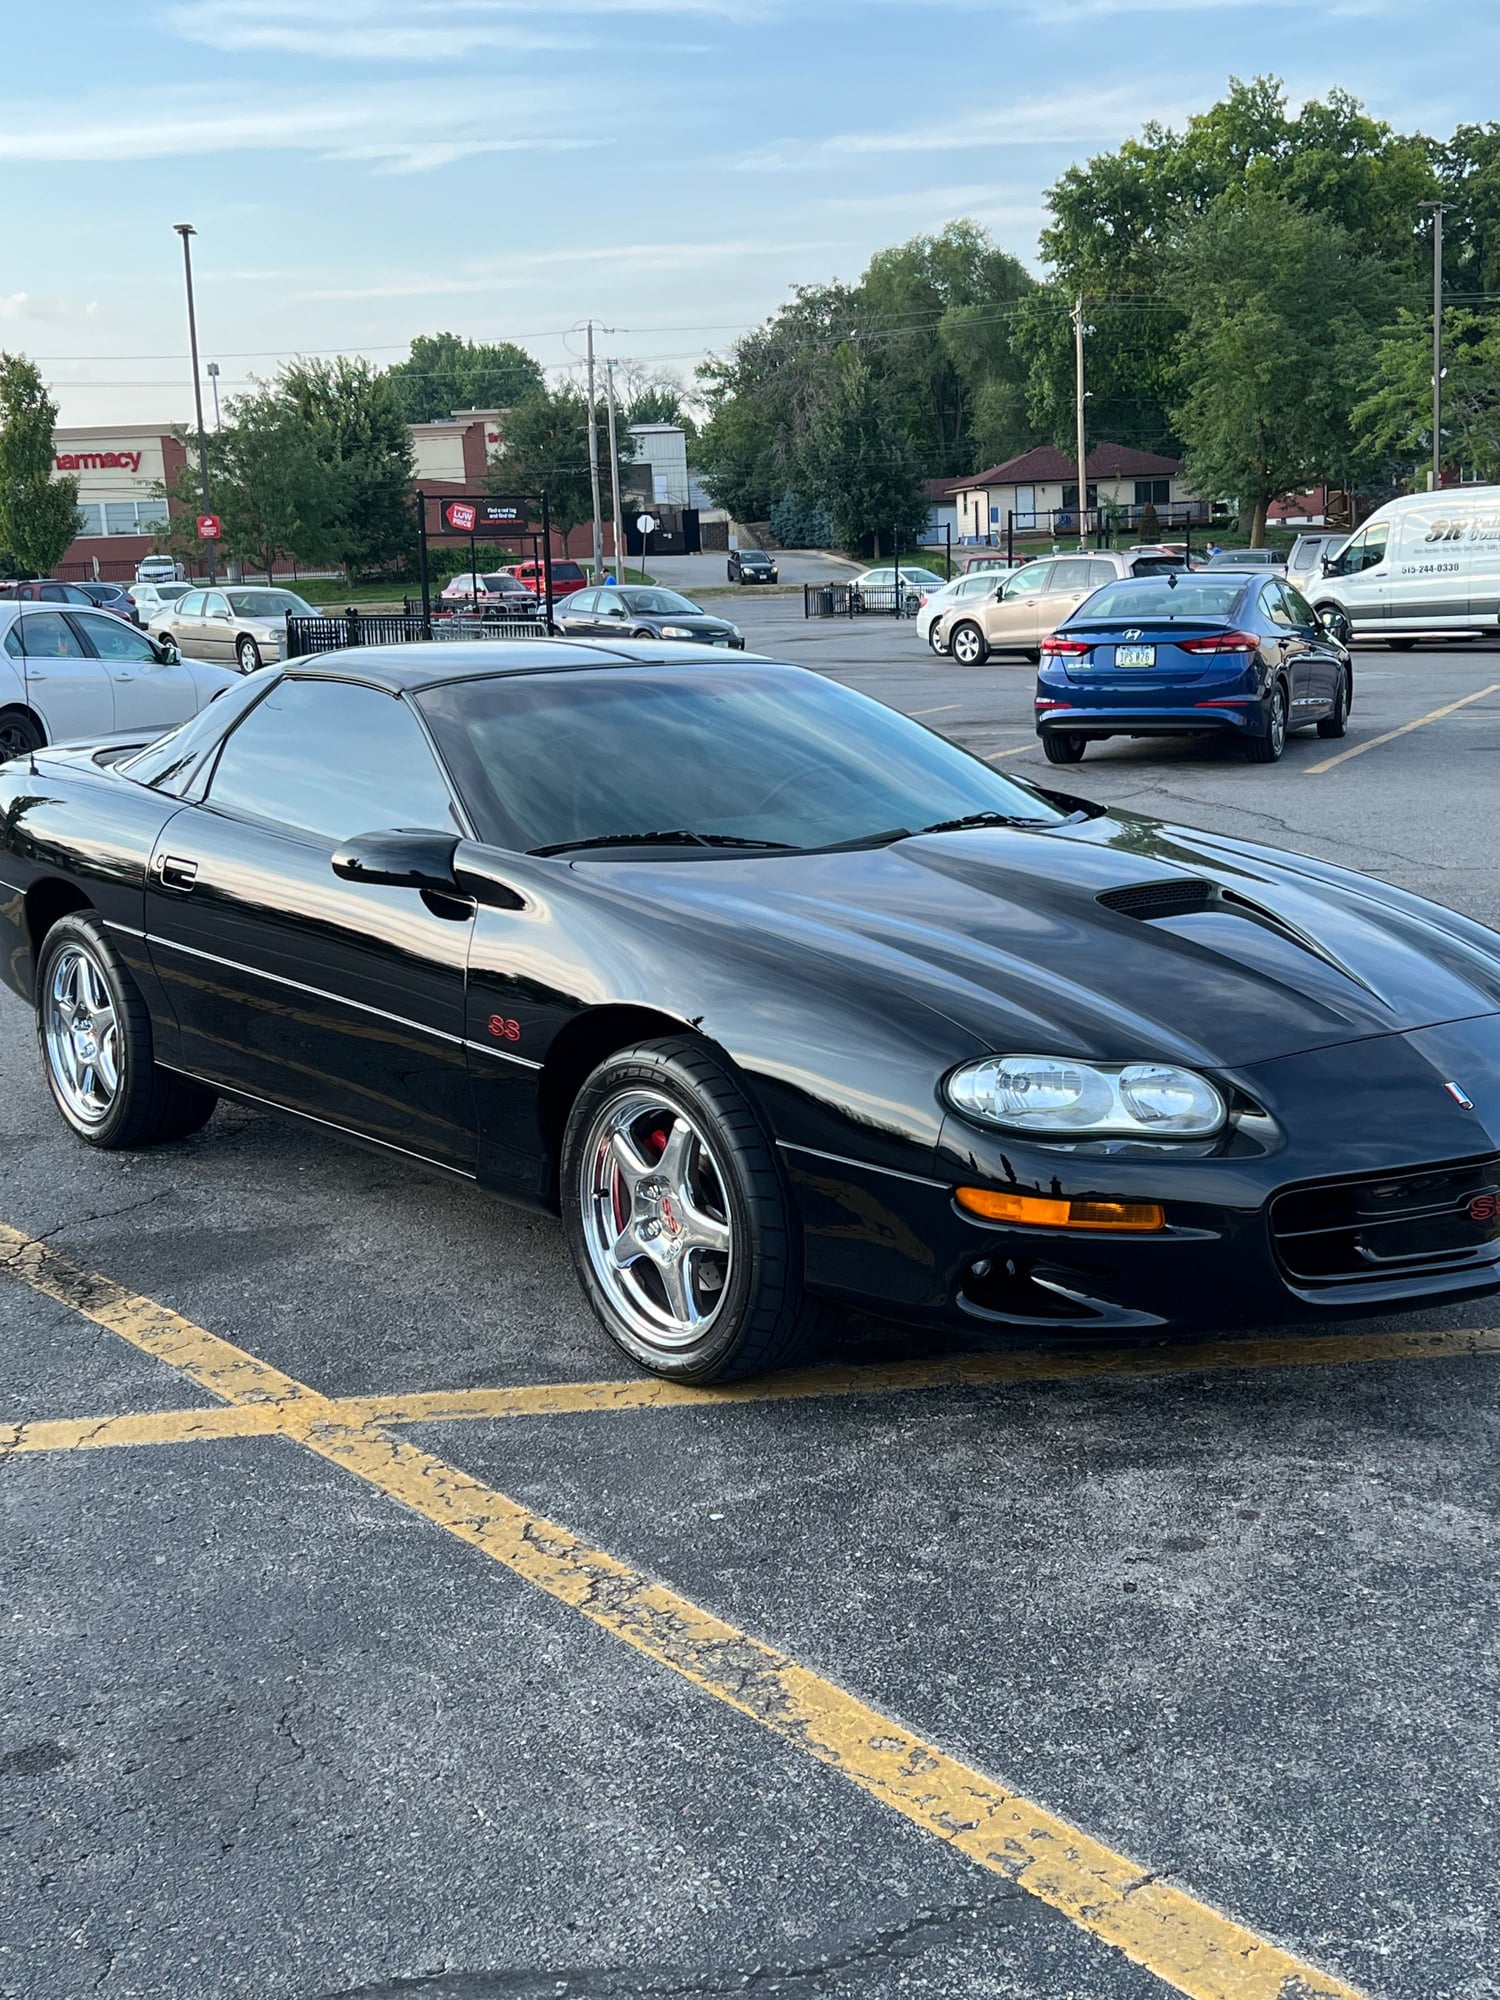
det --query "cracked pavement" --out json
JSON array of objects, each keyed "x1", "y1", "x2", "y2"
[{"x1": 2, "y1": 609, "x2": 1499, "y2": 1999}]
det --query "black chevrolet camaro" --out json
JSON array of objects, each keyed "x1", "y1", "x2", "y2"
[{"x1": 2, "y1": 640, "x2": 1498, "y2": 1383}]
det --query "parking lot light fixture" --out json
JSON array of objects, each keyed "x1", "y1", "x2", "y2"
[{"x1": 172, "y1": 222, "x2": 216, "y2": 584}]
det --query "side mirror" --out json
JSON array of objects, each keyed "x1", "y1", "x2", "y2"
[
  {"x1": 332, "y1": 829, "x2": 460, "y2": 894},
  {"x1": 606, "y1": 605, "x2": 626, "y2": 617},
  {"x1": 155, "y1": 637, "x2": 180, "y2": 664}
]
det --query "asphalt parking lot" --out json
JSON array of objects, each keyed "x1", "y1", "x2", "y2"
[{"x1": 3, "y1": 606, "x2": 1499, "y2": 2000}]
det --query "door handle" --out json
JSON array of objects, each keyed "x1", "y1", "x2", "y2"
[
  {"x1": 157, "y1": 854, "x2": 199, "y2": 891},
  {"x1": 115, "y1": 672, "x2": 135, "y2": 682}
]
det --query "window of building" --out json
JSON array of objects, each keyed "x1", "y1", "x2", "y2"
[
  {"x1": 1134, "y1": 480, "x2": 1171, "y2": 506},
  {"x1": 73, "y1": 498, "x2": 171, "y2": 539}
]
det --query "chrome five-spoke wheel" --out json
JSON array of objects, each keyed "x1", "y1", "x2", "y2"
[
  {"x1": 43, "y1": 941, "x2": 121, "y2": 1127},
  {"x1": 580, "y1": 1089, "x2": 733, "y2": 1347}
]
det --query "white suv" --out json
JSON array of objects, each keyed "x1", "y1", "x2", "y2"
[{"x1": 135, "y1": 555, "x2": 183, "y2": 584}]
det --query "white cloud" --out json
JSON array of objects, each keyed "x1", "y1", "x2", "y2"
[
  {"x1": 164, "y1": 0, "x2": 749, "y2": 59},
  {"x1": 733, "y1": 85, "x2": 1189, "y2": 171},
  {"x1": 293, "y1": 237, "x2": 842, "y2": 300},
  {"x1": 0, "y1": 292, "x2": 100, "y2": 322},
  {"x1": 0, "y1": 84, "x2": 600, "y2": 174}
]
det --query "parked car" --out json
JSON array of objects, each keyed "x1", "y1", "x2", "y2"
[
  {"x1": 0, "y1": 580, "x2": 102, "y2": 609},
  {"x1": 727, "y1": 548, "x2": 779, "y2": 584},
  {"x1": 1203, "y1": 548, "x2": 1287, "y2": 571},
  {"x1": 1033, "y1": 571, "x2": 1351, "y2": 767},
  {"x1": 1309, "y1": 488, "x2": 1500, "y2": 647},
  {"x1": 555, "y1": 586, "x2": 744, "y2": 648},
  {"x1": 5, "y1": 643, "x2": 1498, "y2": 1385},
  {"x1": 1286, "y1": 532, "x2": 1347, "y2": 591},
  {"x1": 851, "y1": 565, "x2": 947, "y2": 613},
  {"x1": 134, "y1": 555, "x2": 184, "y2": 584},
  {"x1": 439, "y1": 572, "x2": 539, "y2": 617},
  {"x1": 76, "y1": 583, "x2": 135, "y2": 618},
  {"x1": 152, "y1": 587, "x2": 318, "y2": 672},
  {"x1": 126, "y1": 582, "x2": 193, "y2": 628},
  {"x1": 0, "y1": 602, "x2": 237, "y2": 760},
  {"x1": 936, "y1": 549, "x2": 1188, "y2": 665},
  {"x1": 917, "y1": 572, "x2": 1005, "y2": 653},
  {"x1": 508, "y1": 558, "x2": 589, "y2": 600}
]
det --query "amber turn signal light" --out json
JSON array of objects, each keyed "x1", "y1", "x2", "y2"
[{"x1": 955, "y1": 1188, "x2": 1166, "y2": 1232}]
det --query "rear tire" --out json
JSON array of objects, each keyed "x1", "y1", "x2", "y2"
[
  {"x1": 1041, "y1": 732, "x2": 1085, "y2": 765},
  {"x1": 927, "y1": 623, "x2": 946, "y2": 654},
  {"x1": 949, "y1": 620, "x2": 988, "y2": 665},
  {"x1": 35, "y1": 913, "x2": 217, "y2": 1148},
  {"x1": 560, "y1": 1036, "x2": 827, "y2": 1383},
  {"x1": 0, "y1": 707, "x2": 44, "y2": 762},
  {"x1": 1317, "y1": 668, "x2": 1350, "y2": 739},
  {"x1": 1386, "y1": 638, "x2": 1418, "y2": 651},
  {"x1": 1245, "y1": 681, "x2": 1288, "y2": 763}
]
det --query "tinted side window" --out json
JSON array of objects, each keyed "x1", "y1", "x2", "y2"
[
  {"x1": 1049, "y1": 559, "x2": 1095, "y2": 591},
  {"x1": 176, "y1": 591, "x2": 206, "y2": 617},
  {"x1": 1281, "y1": 582, "x2": 1317, "y2": 627},
  {"x1": 5, "y1": 612, "x2": 88, "y2": 658},
  {"x1": 74, "y1": 613, "x2": 159, "y2": 660},
  {"x1": 1086, "y1": 559, "x2": 1118, "y2": 587},
  {"x1": 568, "y1": 590, "x2": 597, "y2": 613},
  {"x1": 596, "y1": 592, "x2": 625, "y2": 615},
  {"x1": 1004, "y1": 564, "x2": 1054, "y2": 599},
  {"x1": 205, "y1": 680, "x2": 462, "y2": 844},
  {"x1": 1263, "y1": 583, "x2": 1297, "y2": 629}
]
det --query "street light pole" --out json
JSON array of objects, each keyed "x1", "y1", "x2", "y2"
[
  {"x1": 172, "y1": 223, "x2": 216, "y2": 583},
  {"x1": 604, "y1": 359, "x2": 627, "y2": 584},
  {"x1": 1072, "y1": 295, "x2": 1089, "y2": 551},
  {"x1": 1419, "y1": 200, "x2": 1453, "y2": 492},
  {"x1": 585, "y1": 320, "x2": 604, "y2": 585}
]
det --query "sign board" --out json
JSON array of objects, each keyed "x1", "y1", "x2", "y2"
[
  {"x1": 636, "y1": 513, "x2": 659, "y2": 535},
  {"x1": 437, "y1": 496, "x2": 531, "y2": 536},
  {"x1": 197, "y1": 515, "x2": 221, "y2": 540}
]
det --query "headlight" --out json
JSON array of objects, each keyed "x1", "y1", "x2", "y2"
[
  {"x1": 945, "y1": 1055, "x2": 1226, "y2": 1137},
  {"x1": 729, "y1": 624, "x2": 742, "y2": 637},
  {"x1": 660, "y1": 625, "x2": 694, "y2": 638}
]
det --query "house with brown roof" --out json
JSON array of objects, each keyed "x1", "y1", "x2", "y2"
[{"x1": 949, "y1": 443, "x2": 1205, "y2": 542}]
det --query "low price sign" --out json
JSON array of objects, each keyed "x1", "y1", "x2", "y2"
[
  {"x1": 438, "y1": 496, "x2": 530, "y2": 536},
  {"x1": 197, "y1": 514, "x2": 221, "y2": 540}
]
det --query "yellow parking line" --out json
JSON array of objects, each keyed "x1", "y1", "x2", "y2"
[
  {"x1": 0, "y1": 1222, "x2": 1368, "y2": 1998},
  {"x1": 911, "y1": 703, "x2": 959, "y2": 716},
  {"x1": 8, "y1": 1324, "x2": 1498, "y2": 1455},
  {"x1": 984, "y1": 743, "x2": 1036, "y2": 761},
  {"x1": 1306, "y1": 681, "x2": 1500, "y2": 774}
]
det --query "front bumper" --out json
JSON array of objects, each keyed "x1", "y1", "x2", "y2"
[{"x1": 787, "y1": 1015, "x2": 1500, "y2": 1334}]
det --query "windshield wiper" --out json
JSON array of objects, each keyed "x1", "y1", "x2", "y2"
[
  {"x1": 531, "y1": 828, "x2": 798, "y2": 857},
  {"x1": 908, "y1": 811, "x2": 1057, "y2": 837}
]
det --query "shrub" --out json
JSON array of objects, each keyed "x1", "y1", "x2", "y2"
[{"x1": 769, "y1": 490, "x2": 834, "y2": 548}]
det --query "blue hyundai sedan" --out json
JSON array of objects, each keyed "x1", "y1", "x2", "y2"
[{"x1": 1033, "y1": 572, "x2": 1352, "y2": 767}]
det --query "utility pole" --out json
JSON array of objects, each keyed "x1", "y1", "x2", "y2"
[
  {"x1": 585, "y1": 321, "x2": 604, "y2": 584},
  {"x1": 604, "y1": 359, "x2": 627, "y2": 584},
  {"x1": 1419, "y1": 200, "x2": 1453, "y2": 492},
  {"x1": 173, "y1": 222, "x2": 216, "y2": 583},
  {"x1": 1072, "y1": 295, "x2": 1088, "y2": 551}
]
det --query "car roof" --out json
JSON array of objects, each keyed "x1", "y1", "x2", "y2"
[{"x1": 281, "y1": 639, "x2": 781, "y2": 693}]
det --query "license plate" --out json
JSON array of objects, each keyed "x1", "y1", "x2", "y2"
[{"x1": 1115, "y1": 643, "x2": 1156, "y2": 667}]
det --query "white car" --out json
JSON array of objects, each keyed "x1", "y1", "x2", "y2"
[
  {"x1": 126, "y1": 581, "x2": 194, "y2": 628},
  {"x1": 851, "y1": 564, "x2": 947, "y2": 613},
  {"x1": 0, "y1": 603, "x2": 238, "y2": 762},
  {"x1": 134, "y1": 555, "x2": 184, "y2": 584},
  {"x1": 917, "y1": 571, "x2": 1005, "y2": 653}
]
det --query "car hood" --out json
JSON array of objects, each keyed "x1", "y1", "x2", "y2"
[{"x1": 586, "y1": 813, "x2": 1500, "y2": 1067}]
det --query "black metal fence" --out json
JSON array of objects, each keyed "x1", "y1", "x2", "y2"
[
  {"x1": 803, "y1": 583, "x2": 919, "y2": 620},
  {"x1": 286, "y1": 609, "x2": 550, "y2": 658}
]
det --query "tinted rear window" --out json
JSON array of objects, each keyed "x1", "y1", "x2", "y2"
[
  {"x1": 1073, "y1": 581, "x2": 1248, "y2": 622},
  {"x1": 553, "y1": 563, "x2": 586, "y2": 582}
]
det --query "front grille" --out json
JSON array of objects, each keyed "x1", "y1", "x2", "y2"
[{"x1": 1271, "y1": 1155, "x2": 1500, "y2": 1285}]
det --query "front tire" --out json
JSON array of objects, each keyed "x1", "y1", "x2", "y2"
[
  {"x1": 0, "y1": 706, "x2": 44, "y2": 762},
  {"x1": 36, "y1": 914, "x2": 217, "y2": 1148},
  {"x1": 1041, "y1": 732, "x2": 1085, "y2": 765},
  {"x1": 1245, "y1": 681, "x2": 1288, "y2": 763},
  {"x1": 237, "y1": 637, "x2": 263, "y2": 672},
  {"x1": 560, "y1": 1037, "x2": 824, "y2": 1383},
  {"x1": 949, "y1": 620, "x2": 988, "y2": 665},
  {"x1": 1317, "y1": 668, "x2": 1350, "y2": 739}
]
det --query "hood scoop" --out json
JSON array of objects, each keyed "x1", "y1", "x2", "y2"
[{"x1": 1097, "y1": 877, "x2": 1386, "y2": 1003}]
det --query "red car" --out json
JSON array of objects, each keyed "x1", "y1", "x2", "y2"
[{"x1": 508, "y1": 559, "x2": 589, "y2": 599}]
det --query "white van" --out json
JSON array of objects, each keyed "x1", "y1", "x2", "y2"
[{"x1": 1311, "y1": 488, "x2": 1500, "y2": 646}]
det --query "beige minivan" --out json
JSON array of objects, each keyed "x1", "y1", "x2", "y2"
[{"x1": 936, "y1": 550, "x2": 1184, "y2": 663}]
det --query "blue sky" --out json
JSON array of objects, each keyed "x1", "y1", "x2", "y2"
[{"x1": 6, "y1": 0, "x2": 1498, "y2": 428}]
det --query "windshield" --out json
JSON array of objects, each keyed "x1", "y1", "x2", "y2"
[
  {"x1": 226, "y1": 590, "x2": 314, "y2": 618},
  {"x1": 481, "y1": 574, "x2": 520, "y2": 590},
  {"x1": 619, "y1": 589, "x2": 700, "y2": 615},
  {"x1": 417, "y1": 665, "x2": 1071, "y2": 855},
  {"x1": 1071, "y1": 580, "x2": 1248, "y2": 622}
]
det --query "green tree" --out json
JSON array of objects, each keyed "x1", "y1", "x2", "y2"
[
  {"x1": 280, "y1": 357, "x2": 415, "y2": 575},
  {"x1": 387, "y1": 333, "x2": 544, "y2": 424},
  {"x1": 215, "y1": 389, "x2": 346, "y2": 579},
  {"x1": 1438, "y1": 123, "x2": 1500, "y2": 296},
  {"x1": 801, "y1": 349, "x2": 928, "y2": 554},
  {"x1": 492, "y1": 384, "x2": 634, "y2": 545},
  {"x1": 1170, "y1": 191, "x2": 1390, "y2": 543},
  {"x1": 0, "y1": 354, "x2": 79, "y2": 577},
  {"x1": 694, "y1": 390, "x2": 783, "y2": 521},
  {"x1": 1354, "y1": 307, "x2": 1500, "y2": 480}
]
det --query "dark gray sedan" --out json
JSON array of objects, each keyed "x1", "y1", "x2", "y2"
[{"x1": 555, "y1": 586, "x2": 745, "y2": 648}]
